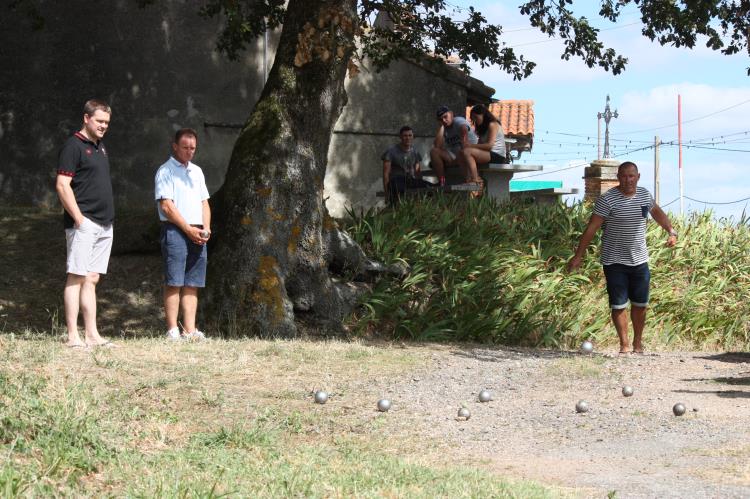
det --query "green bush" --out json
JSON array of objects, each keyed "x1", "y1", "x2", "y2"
[{"x1": 346, "y1": 196, "x2": 750, "y2": 349}]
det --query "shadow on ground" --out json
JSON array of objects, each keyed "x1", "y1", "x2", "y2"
[
  {"x1": 450, "y1": 345, "x2": 580, "y2": 362},
  {"x1": 696, "y1": 352, "x2": 750, "y2": 364},
  {"x1": 1, "y1": 208, "x2": 163, "y2": 336},
  {"x1": 676, "y1": 373, "x2": 750, "y2": 398}
]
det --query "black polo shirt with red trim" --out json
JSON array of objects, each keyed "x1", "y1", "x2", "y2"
[{"x1": 57, "y1": 132, "x2": 114, "y2": 229}]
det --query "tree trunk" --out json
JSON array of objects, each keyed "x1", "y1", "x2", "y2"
[{"x1": 205, "y1": 0, "x2": 367, "y2": 337}]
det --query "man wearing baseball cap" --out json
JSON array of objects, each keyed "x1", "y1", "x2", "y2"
[{"x1": 429, "y1": 105, "x2": 478, "y2": 185}]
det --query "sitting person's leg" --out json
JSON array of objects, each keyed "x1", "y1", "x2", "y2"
[
  {"x1": 387, "y1": 175, "x2": 407, "y2": 205},
  {"x1": 405, "y1": 177, "x2": 434, "y2": 189},
  {"x1": 430, "y1": 148, "x2": 455, "y2": 184},
  {"x1": 429, "y1": 147, "x2": 447, "y2": 178},
  {"x1": 462, "y1": 148, "x2": 490, "y2": 183},
  {"x1": 489, "y1": 151, "x2": 510, "y2": 164}
]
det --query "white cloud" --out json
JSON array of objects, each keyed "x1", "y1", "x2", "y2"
[{"x1": 617, "y1": 84, "x2": 750, "y2": 137}]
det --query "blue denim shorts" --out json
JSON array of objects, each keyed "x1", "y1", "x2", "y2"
[
  {"x1": 603, "y1": 263, "x2": 650, "y2": 309},
  {"x1": 160, "y1": 223, "x2": 207, "y2": 287}
]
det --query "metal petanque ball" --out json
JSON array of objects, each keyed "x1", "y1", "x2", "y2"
[
  {"x1": 575, "y1": 400, "x2": 589, "y2": 413},
  {"x1": 200, "y1": 230, "x2": 210, "y2": 238},
  {"x1": 673, "y1": 403, "x2": 686, "y2": 416},
  {"x1": 457, "y1": 407, "x2": 471, "y2": 419},
  {"x1": 377, "y1": 399, "x2": 392, "y2": 412},
  {"x1": 580, "y1": 340, "x2": 594, "y2": 354},
  {"x1": 478, "y1": 390, "x2": 492, "y2": 403},
  {"x1": 314, "y1": 391, "x2": 328, "y2": 404},
  {"x1": 622, "y1": 385, "x2": 634, "y2": 397}
]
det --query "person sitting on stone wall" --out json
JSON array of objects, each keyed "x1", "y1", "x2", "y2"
[
  {"x1": 429, "y1": 105, "x2": 478, "y2": 186},
  {"x1": 461, "y1": 104, "x2": 510, "y2": 196},
  {"x1": 382, "y1": 125, "x2": 432, "y2": 204}
]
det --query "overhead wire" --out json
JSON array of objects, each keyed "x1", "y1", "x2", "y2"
[
  {"x1": 509, "y1": 22, "x2": 641, "y2": 48},
  {"x1": 612, "y1": 98, "x2": 750, "y2": 136},
  {"x1": 684, "y1": 195, "x2": 750, "y2": 205}
]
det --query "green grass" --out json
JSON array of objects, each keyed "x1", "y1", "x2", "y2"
[
  {"x1": 346, "y1": 197, "x2": 750, "y2": 350},
  {"x1": 0, "y1": 336, "x2": 556, "y2": 497}
]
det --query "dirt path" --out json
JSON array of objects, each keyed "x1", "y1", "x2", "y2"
[{"x1": 371, "y1": 346, "x2": 750, "y2": 498}]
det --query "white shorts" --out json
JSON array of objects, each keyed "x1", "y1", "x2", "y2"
[{"x1": 65, "y1": 217, "x2": 113, "y2": 276}]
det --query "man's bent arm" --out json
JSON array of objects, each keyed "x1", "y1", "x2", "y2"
[
  {"x1": 650, "y1": 204, "x2": 674, "y2": 233},
  {"x1": 382, "y1": 160, "x2": 391, "y2": 191},
  {"x1": 568, "y1": 214, "x2": 605, "y2": 270},
  {"x1": 159, "y1": 199, "x2": 204, "y2": 244},
  {"x1": 55, "y1": 174, "x2": 84, "y2": 227},
  {"x1": 433, "y1": 126, "x2": 445, "y2": 148},
  {"x1": 459, "y1": 124, "x2": 469, "y2": 148},
  {"x1": 650, "y1": 204, "x2": 677, "y2": 246}
]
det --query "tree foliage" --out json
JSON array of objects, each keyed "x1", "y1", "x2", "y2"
[
  {"x1": 196, "y1": 0, "x2": 750, "y2": 77},
  {"x1": 11, "y1": 1, "x2": 750, "y2": 76}
]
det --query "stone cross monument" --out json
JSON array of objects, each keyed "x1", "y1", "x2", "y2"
[{"x1": 586, "y1": 96, "x2": 620, "y2": 201}]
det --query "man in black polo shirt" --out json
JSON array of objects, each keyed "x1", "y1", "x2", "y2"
[{"x1": 55, "y1": 99, "x2": 116, "y2": 348}]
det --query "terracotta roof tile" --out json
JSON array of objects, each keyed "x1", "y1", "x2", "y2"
[
  {"x1": 466, "y1": 100, "x2": 535, "y2": 153},
  {"x1": 490, "y1": 100, "x2": 534, "y2": 137}
]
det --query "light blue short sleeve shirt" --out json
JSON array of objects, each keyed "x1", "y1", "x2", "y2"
[{"x1": 154, "y1": 157, "x2": 210, "y2": 224}]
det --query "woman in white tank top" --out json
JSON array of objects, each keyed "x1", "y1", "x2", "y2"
[{"x1": 461, "y1": 104, "x2": 509, "y2": 194}]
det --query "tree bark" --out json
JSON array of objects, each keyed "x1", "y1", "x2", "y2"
[{"x1": 205, "y1": 0, "x2": 366, "y2": 337}]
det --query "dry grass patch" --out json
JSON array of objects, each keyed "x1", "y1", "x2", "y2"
[
  {"x1": 690, "y1": 445, "x2": 750, "y2": 486},
  {"x1": 2, "y1": 334, "x2": 556, "y2": 496}
]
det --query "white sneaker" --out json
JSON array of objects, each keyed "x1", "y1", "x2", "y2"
[
  {"x1": 166, "y1": 327, "x2": 182, "y2": 341},
  {"x1": 185, "y1": 330, "x2": 206, "y2": 341}
]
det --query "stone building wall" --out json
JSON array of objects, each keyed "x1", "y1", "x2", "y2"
[{"x1": 0, "y1": 3, "x2": 492, "y2": 218}]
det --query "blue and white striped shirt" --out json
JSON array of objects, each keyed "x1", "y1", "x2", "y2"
[{"x1": 593, "y1": 186, "x2": 654, "y2": 266}]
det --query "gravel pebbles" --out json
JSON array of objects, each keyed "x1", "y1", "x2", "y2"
[{"x1": 367, "y1": 347, "x2": 750, "y2": 498}]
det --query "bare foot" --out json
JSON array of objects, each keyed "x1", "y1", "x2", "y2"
[
  {"x1": 91, "y1": 341, "x2": 117, "y2": 348},
  {"x1": 65, "y1": 341, "x2": 88, "y2": 349},
  {"x1": 85, "y1": 333, "x2": 115, "y2": 347}
]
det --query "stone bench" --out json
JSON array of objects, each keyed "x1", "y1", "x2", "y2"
[
  {"x1": 419, "y1": 163, "x2": 544, "y2": 200},
  {"x1": 510, "y1": 187, "x2": 580, "y2": 205},
  {"x1": 375, "y1": 183, "x2": 481, "y2": 198}
]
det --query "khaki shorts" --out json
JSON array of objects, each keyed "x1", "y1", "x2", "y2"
[{"x1": 65, "y1": 217, "x2": 113, "y2": 276}]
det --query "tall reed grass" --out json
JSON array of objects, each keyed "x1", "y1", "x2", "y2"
[{"x1": 345, "y1": 196, "x2": 750, "y2": 349}]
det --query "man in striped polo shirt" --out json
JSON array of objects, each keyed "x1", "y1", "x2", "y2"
[{"x1": 568, "y1": 161, "x2": 677, "y2": 354}]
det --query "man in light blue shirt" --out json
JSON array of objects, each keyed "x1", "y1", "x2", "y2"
[{"x1": 154, "y1": 128, "x2": 211, "y2": 341}]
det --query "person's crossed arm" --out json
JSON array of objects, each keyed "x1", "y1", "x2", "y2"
[{"x1": 159, "y1": 199, "x2": 207, "y2": 245}]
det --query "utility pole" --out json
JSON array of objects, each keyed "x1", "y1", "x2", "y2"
[
  {"x1": 678, "y1": 94, "x2": 684, "y2": 216},
  {"x1": 598, "y1": 95, "x2": 618, "y2": 159},
  {"x1": 654, "y1": 136, "x2": 660, "y2": 204}
]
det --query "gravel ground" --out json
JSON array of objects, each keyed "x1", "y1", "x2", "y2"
[{"x1": 367, "y1": 346, "x2": 750, "y2": 498}]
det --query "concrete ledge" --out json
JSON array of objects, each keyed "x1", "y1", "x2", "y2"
[
  {"x1": 513, "y1": 187, "x2": 579, "y2": 196},
  {"x1": 480, "y1": 163, "x2": 543, "y2": 173},
  {"x1": 376, "y1": 183, "x2": 482, "y2": 197},
  {"x1": 422, "y1": 163, "x2": 544, "y2": 177}
]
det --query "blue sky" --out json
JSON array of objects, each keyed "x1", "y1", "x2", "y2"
[{"x1": 453, "y1": 1, "x2": 750, "y2": 221}]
